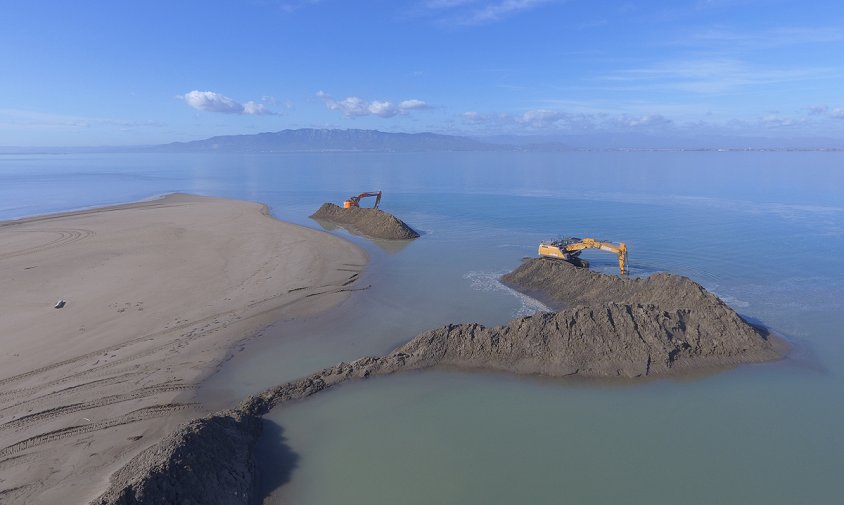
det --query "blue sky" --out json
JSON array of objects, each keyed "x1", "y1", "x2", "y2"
[{"x1": 2, "y1": 0, "x2": 844, "y2": 146}]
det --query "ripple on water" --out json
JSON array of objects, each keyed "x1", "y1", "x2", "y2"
[{"x1": 463, "y1": 270, "x2": 551, "y2": 317}]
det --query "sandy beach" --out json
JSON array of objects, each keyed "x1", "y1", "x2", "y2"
[{"x1": 0, "y1": 194, "x2": 366, "y2": 504}]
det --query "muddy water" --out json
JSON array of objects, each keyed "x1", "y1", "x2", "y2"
[{"x1": 3, "y1": 151, "x2": 843, "y2": 504}]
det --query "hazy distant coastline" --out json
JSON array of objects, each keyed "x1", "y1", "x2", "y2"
[{"x1": 2, "y1": 128, "x2": 843, "y2": 154}]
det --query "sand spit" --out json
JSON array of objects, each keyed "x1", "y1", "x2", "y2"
[
  {"x1": 397, "y1": 303, "x2": 782, "y2": 378},
  {"x1": 0, "y1": 194, "x2": 366, "y2": 504},
  {"x1": 92, "y1": 357, "x2": 411, "y2": 505},
  {"x1": 92, "y1": 259, "x2": 786, "y2": 504},
  {"x1": 310, "y1": 203, "x2": 420, "y2": 240}
]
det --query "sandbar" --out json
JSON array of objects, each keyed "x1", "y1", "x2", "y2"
[{"x1": 0, "y1": 194, "x2": 365, "y2": 504}]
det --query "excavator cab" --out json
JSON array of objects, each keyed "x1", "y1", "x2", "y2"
[
  {"x1": 539, "y1": 237, "x2": 628, "y2": 275},
  {"x1": 343, "y1": 191, "x2": 382, "y2": 209}
]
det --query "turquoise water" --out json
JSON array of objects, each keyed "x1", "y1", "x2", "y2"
[{"x1": 2, "y1": 152, "x2": 843, "y2": 503}]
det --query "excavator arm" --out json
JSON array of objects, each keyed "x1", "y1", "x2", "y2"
[
  {"x1": 343, "y1": 191, "x2": 382, "y2": 209},
  {"x1": 538, "y1": 237, "x2": 628, "y2": 275}
]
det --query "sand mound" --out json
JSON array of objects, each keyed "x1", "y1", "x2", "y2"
[
  {"x1": 310, "y1": 203, "x2": 419, "y2": 240},
  {"x1": 93, "y1": 357, "x2": 411, "y2": 505},
  {"x1": 91, "y1": 412, "x2": 261, "y2": 505},
  {"x1": 395, "y1": 302, "x2": 781, "y2": 378},
  {"x1": 395, "y1": 259, "x2": 784, "y2": 377},
  {"x1": 442, "y1": 256, "x2": 787, "y2": 377},
  {"x1": 502, "y1": 257, "x2": 729, "y2": 310}
]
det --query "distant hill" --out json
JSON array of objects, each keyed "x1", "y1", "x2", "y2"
[
  {"x1": 3, "y1": 129, "x2": 842, "y2": 154},
  {"x1": 150, "y1": 128, "x2": 509, "y2": 153}
]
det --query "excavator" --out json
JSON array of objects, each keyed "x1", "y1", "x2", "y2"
[
  {"x1": 538, "y1": 237, "x2": 629, "y2": 275},
  {"x1": 343, "y1": 191, "x2": 382, "y2": 209}
]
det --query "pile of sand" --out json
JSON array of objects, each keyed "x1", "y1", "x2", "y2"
[
  {"x1": 396, "y1": 302, "x2": 781, "y2": 378},
  {"x1": 92, "y1": 356, "x2": 411, "y2": 505},
  {"x1": 459, "y1": 257, "x2": 787, "y2": 377},
  {"x1": 502, "y1": 257, "x2": 723, "y2": 310},
  {"x1": 90, "y1": 412, "x2": 260, "y2": 505},
  {"x1": 310, "y1": 203, "x2": 419, "y2": 240}
]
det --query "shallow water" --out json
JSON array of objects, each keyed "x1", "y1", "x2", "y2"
[
  {"x1": 264, "y1": 366, "x2": 844, "y2": 505},
  {"x1": 2, "y1": 151, "x2": 843, "y2": 503}
]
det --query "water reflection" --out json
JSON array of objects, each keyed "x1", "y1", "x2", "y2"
[{"x1": 255, "y1": 420, "x2": 300, "y2": 502}]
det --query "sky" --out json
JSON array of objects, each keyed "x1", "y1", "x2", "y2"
[{"x1": 2, "y1": 0, "x2": 844, "y2": 146}]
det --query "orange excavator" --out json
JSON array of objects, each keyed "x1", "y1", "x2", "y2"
[
  {"x1": 538, "y1": 237, "x2": 629, "y2": 275},
  {"x1": 343, "y1": 191, "x2": 382, "y2": 209}
]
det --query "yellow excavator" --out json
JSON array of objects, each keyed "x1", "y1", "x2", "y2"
[
  {"x1": 538, "y1": 237, "x2": 629, "y2": 275},
  {"x1": 343, "y1": 191, "x2": 382, "y2": 209}
]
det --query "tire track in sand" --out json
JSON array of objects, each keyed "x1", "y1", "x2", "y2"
[
  {"x1": 0, "y1": 265, "x2": 363, "y2": 390},
  {"x1": 0, "y1": 311, "x2": 223, "y2": 389},
  {"x1": 0, "y1": 384, "x2": 194, "y2": 432},
  {"x1": 0, "y1": 228, "x2": 95, "y2": 260},
  {"x1": 0, "y1": 372, "x2": 146, "y2": 415},
  {"x1": 0, "y1": 403, "x2": 194, "y2": 459}
]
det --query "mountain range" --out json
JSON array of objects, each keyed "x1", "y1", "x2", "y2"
[
  {"x1": 2, "y1": 128, "x2": 843, "y2": 154},
  {"x1": 148, "y1": 129, "x2": 844, "y2": 152},
  {"x1": 150, "y1": 129, "x2": 503, "y2": 153}
]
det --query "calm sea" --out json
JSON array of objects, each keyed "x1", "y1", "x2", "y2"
[{"x1": 2, "y1": 152, "x2": 843, "y2": 504}]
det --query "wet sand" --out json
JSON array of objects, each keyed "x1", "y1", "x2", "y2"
[{"x1": 0, "y1": 194, "x2": 365, "y2": 504}]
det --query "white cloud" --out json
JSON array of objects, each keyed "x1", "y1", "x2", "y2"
[
  {"x1": 279, "y1": 0, "x2": 321, "y2": 13},
  {"x1": 460, "y1": 108, "x2": 678, "y2": 133},
  {"x1": 183, "y1": 91, "x2": 243, "y2": 114},
  {"x1": 316, "y1": 93, "x2": 368, "y2": 117},
  {"x1": 400, "y1": 99, "x2": 431, "y2": 110},
  {"x1": 680, "y1": 26, "x2": 844, "y2": 51},
  {"x1": 317, "y1": 91, "x2": 432, "y2": 118},
  {"x1": 368, "y1": 100, "x2": 399, "y2": 117},
  {"x1": 426, "y1": 0, "x2": 481, "y2": 8},
  {"x1": 465, "y1": 0, "x2": 554, "y2": 25},
  {"x1": 611, "y1": 114, "x2": 674, "y2": 129},
  {"x1": 603, "y1": 58, "x2": 834, "y2": 94},
  {"x1": 461, "y1": 111, "x2": 484, "y2": 124},
  {"x1": 0, "y1": 109, "x2": 164, "y2": 130},
  {"x1": 809, "y1": 105, "x2": 844, "y2": 119},
  {"x1": 460, "y1": 110, "x2": 559, "y2": 128},
  {"x1": 455, "y1": 105, "x2": 844, "y2": 139},
  {"x1": 518, "y1": 109, "x2": 567, "y2": 128},
  {"x1": 182, "y1": 90, "x2": 277, "y2": 115},
  {"x1": 760, "y1": 114, "x2": 806, "y2": 128},
  {"x1": 421, "y1": 0, "x2": 556, "y2": 26},
  {"x1": 243, "y1": 101, "x2": 269, "y2": 115}
]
